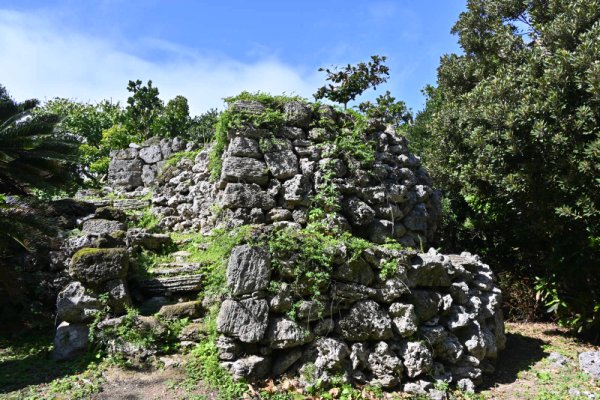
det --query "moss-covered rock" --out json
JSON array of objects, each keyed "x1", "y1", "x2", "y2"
[
  {"x1": 69, "y1": 247, "x2": 129, "y2": 287},
  {"x1": 157, "y1": 300, "x2": 203, "y2": 320}
]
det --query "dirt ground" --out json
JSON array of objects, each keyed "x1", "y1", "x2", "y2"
[{"x1": 1, "y1": 322, "x2": 599, "y2": 399}]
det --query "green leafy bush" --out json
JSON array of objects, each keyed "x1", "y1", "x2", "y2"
[{"x1": 409, "y1": 0, "x2": 600, "y2": 337}]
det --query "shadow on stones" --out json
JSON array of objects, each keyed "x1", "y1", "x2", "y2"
[
  {"x1": 480, "y1": 331, "x2": 548, "y2": 390},
  {"x1": 0, "y1": 332, "x2": 94, "y2": 394}
]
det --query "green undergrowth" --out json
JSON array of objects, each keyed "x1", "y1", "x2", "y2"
[
  {"x1": 170, "y1": 225, "x2": 255, "y2": 296},
  {"x1": 183, "y1": 306, "x2": 247, "y2": 400},
  {"x1": 268, "y1": 214, "x2": 374, "y2": 318},
  {"x1": 127, "y1": 206, "x2": 161, "y2": 233},
  {"x1": 0, "y1": 332, "x2": 106, "y2": 399},
  {"x1": 164, "y1": 149, "x2": 202, "y2": 168}
]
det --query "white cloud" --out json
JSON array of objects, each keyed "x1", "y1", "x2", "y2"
[{"x1": 0, "y1": 9, "x2": 321, "y2": 114}]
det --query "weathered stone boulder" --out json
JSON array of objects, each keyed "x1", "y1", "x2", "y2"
[
  {"x1": 221, "y1": 156, "x2": 269, "y2": 186},
  {"x1": 265, "y1": 317, "x2": 313, "y2": 349},
  {"x1": 217, "y1": 299, "x2": 269, "y2": 343},
  {"x1": 82, "y1": 219, "x2": 126, "y2": 236},
  {"x1": 389, "y1": 303, "x2": 418, "y2": 337},
  {"x1": 56, "y1": 281, "x2": 101, "y2": 323},
  {"x1": 69, "y1": 248, "x2": 129, "y2": 287},
  {"x1": 227, "y1": 245, "x2": 271, "y2": 296},
  {"x1": 157, "y1": 300, "x2": 203, "y2": 320},
  {"x1": 367, "y1": 341, "x2": 403, "y2": 388},
  {"x1": 283, "y1": 101, "x2": 311, "y2": 129},
  {"x1": 53, "y1": 321, "x2": 89, "y2": 360},
  {"x1": 337, "y1": 300, "x2": 393, "y2": 341},
  {"x1": 222, "y1": 355, "x2": 270, "y2": 381},
  {"x1": 222, "y1": 183, "x2": 275, "y2": 210},
  {"x1": 579, "y1": 351, "x2": 600, "y2": 380},
  {"x1": 399, "y1": 341, "x2": 433, "y2": 378}
]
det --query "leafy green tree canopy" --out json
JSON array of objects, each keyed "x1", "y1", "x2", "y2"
[
  {"x1": 0, "y1": 85, "x2": 80, "y2": 196},
  {"x1": 314, "y1": 55, "x2": 390, "y2": 109},
  {"x1": 411, "y1": 0, "x2": 600, "y2": 336},
  {"x1": 125, "y1": 79, "x2": 164, "y2": 139}
]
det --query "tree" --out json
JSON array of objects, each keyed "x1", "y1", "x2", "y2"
[
  {"x1": 413, "y1": 0, "x2": 600, "y2": 336},
  {"x1": 314, "y1": 55, "x2": 390, "y2": 109},
  {"x1": 0, "y1": 85, "x2": 80, "y2": 196},
  {"x1": 36, "y1": 98, "x2": 126, "y2": 179},
  {"x1": 0, "y1": 84, "x2": 81, "y2": 252},
  {"x1": 153, "y1": 95, "x2": 192, "y2": 138},
  {"x1": 359, "y1": 90, "x2": 412, "y2": 128},
  {"x1": 125, "y1": 79, "x2": 164, "y2": 139}
]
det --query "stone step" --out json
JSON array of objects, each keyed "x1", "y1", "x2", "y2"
[
  {"x1": 151, "y1": 263, "x2": 202, "y2": 276},
  {"x1": 112, "y1": 198, "x2": 151, "y2": 210},
  {"x1": 136, "y1": 275, "x2": 204, "y2": 295},
  {"x1": 170, "y1": 250, "x2": 192, "y2": 262}
]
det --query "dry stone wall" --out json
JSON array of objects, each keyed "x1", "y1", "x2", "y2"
[
  {"x1": 99, "y1": 97, "x2": 506, "y2": 393},
  {"x1": 214, "y1": 100, "x2": 441, "y2": 247},
  {"x1": 108, "y1": 137, "x2": 195, "y2": 191},
  {"x1": 217, "y1": 245, "x2": 505, "y2": 394}
]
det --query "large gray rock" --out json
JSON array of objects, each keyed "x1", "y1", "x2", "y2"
[
  {"x1": 282, "y1": 174, "x2": 312, "y2": 206},
  {"x1": 81, "y1": 219, "x2": 126, "y2": 236},
  {"x1": 283, "y1": 101, "x2": 312, "y2": 129},
  {"x1": 366, "y1": 219, "x2": 404, "y2": 244},
  {"x1": 332, "y1": 257, "x2": 375, "y2": 286},
  {"x1": 222, "y1": 183, "x2": 275, "y2": 210},
  {"x1": 403, "y1": 203, "x2": 428, "y2": 233},
  {"x1": 343, "y1": 197, "x2": 375, "y2": 226},
  {"x1": 69, "y1": 248, "x2": 129, "y2": 287},
  {"x1": 220, "y1": 156, "x2": 269, "y2": 185},
  {"x1": 227, "y1": 245, "x2": 271, "y2": 296},
  {"x1": 337, "y1": 300, "x2": 393, "y2": 341},
  {"x1": 408, "y1": 249, "x2": 453, "y2": 287},
  {"x1": 217, "y1": 299, "x2": 269, "y2": 343},
  {"x1": 266, "y1": 317, "x2": 313, "y2": 349},
  {"x1": 136, "y1": 274, "x2": 203, "y2": 295},
  {"x1": 56, "y1": 281, "x2": 101, "y2": 323},
  {"x1": 228, "y1": 137, "x2": 262, "y2": 159},
  {"x1": 53, "y1": 321, "x2": 89, "y2": 360},
  {"x1": 222, "y1": 355, "x2": 270, "y2": 381},
  {"x1": 264, "y1": 150, "x2": 299, "y2": 180},
  {"x1": 579, "y1": 352, "x2": 600, "y2": 380},
  {"x1": 216, "y1": 335, "x2": 242, "y2": 361},
  {"x1": 389, "y1": 303, "x2": 418, "y2": 337},
  {"x1": 141, "y1": 164, "x2": 157, "y2": 185},
  {"x1": 313, "y1": 337, "x2": 350, "y2": 372},
  {"x1": 105, "y1": 279, "x2": 131, "y2": 315},
  {"x1": 399, "y1": 341, "x2": 433, "y2": 378},
  {"x1": 420, "y1": 325, "x2": 464, "y2": 364},
  {"x1": 229, "y1": 100, "x2": 266, "y2": 115},
  {"x1": 272, "y1": 347, "x2": 303, "y2": 376},
  {"x1": 367, "y1": 341, "x2": 403, "y2": 388},
  {"x1": 409, "y1": 290, "x2": 442, "y2": 322},
  {"x1": 139, "y1": 145, "x2": 163, "y2": 164},
  {"x1": 108, "y1": 158, "x2": 143, "y2": 189}
]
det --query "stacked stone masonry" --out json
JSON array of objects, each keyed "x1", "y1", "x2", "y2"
[
  {"x1": 216, "y1": 245, "x2": 506, "y2": 394},
  {"x1": 91, "y1": 99, "x2": 506, "y2": 394}
]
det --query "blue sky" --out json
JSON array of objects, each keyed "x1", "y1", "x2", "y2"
[{"x1": 0, "y1": 1, "x2": 466, "y2": 115}]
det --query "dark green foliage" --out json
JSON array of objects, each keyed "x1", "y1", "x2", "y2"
[
  {"x1": 314, "y1": 55, "x2": 390, "y2": 109},
  {"x1": 358, "y1": 90, "x2": 412, "y2": 128},
  {"x1": 0, "y1": 85, "x2": 81, "y2": 196},
  {"x1": 410, "y1": 0, "x2": 600, "y2": 337},
  {"x1": 125, "y1": 79, "x2": 164, "y2": 140},
  {"x1": 35, "y1": 97, "x2": 126, "y2": 178},
  {"x1": 153, "y1": 95, "x2": 192, "y2": 138},
  {"x1": 186, "y1": 108, "x2": 220, "y2": 144}
]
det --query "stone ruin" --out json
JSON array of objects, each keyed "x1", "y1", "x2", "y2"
[{"x1": 51, "y1": 97, "x2": 505, "y2": 396}]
